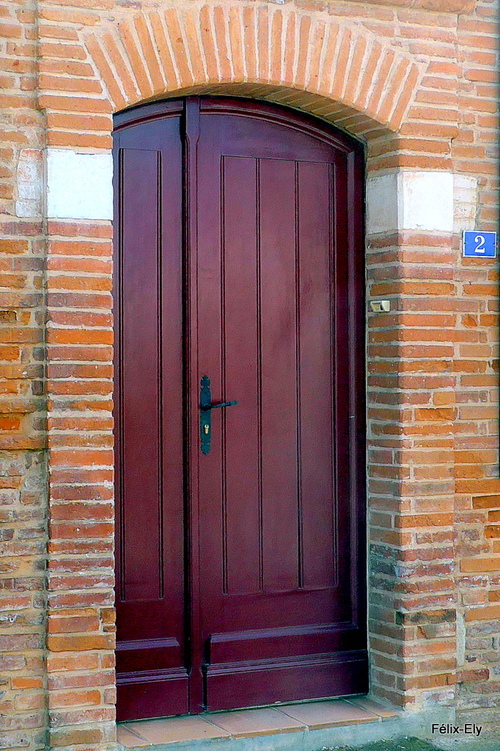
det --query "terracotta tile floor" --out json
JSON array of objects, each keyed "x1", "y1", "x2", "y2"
[{"x1": 118, "y1": 698, "x2": 399, "y2": 748}]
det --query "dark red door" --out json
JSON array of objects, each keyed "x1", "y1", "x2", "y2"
[{"x1": 113, "y1": 97, "x2": 367, "y2": 722}]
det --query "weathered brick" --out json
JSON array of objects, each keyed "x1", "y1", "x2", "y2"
[{"x1": 47, "y1": 634, "x2": 115, "y2": 652}]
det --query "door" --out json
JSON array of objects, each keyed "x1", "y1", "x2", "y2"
[{"x1": 113, "y1": 97, "x2": 367, "y2": 723}]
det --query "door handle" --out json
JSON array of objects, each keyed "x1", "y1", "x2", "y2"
[
  {"x1": 200, "y1": 376, "x2": 238, "y2": 454},
  {"x1": 202, "y1": 401, "x2": 238, "y2": 410}
]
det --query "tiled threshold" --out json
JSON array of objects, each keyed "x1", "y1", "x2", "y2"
[{"x1": 117, "y1": 697, "x2": 400, "y2": 750}]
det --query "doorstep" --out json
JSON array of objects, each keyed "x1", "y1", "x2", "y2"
[{"x1": 117, "y1": 697, "x2": 400, "y2": 751}]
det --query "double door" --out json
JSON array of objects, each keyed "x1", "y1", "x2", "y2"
[{"x1": 113, "y1": 97, "x2": 367, "y2": 722}]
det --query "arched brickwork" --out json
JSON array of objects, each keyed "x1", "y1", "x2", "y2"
[{"x1": 82, "y1": 4, "x2": 422, "y2": 138}]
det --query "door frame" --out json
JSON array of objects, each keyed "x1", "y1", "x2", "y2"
[{"x1": 112, "y1": 95, "x2": 367, "y2": 718}]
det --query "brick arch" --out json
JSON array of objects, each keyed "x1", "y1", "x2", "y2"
[{"x1": 83, "y1": 3, "x2": 423, "y2": 139}]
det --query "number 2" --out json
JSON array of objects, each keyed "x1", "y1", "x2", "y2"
[{"x1": 474, "y1": 235, "x2": 486, "y2": 253}]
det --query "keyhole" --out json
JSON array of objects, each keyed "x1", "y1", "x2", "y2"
[{"x1": 204, "y1": 425, "x2": 209, "y2": 434}]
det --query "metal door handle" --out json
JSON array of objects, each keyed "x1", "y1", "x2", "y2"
[
  {"x1": 201, "y1": 400, "x2": 238, "y2": 410},
  {"x1": 200, "y1": 376, "x2": 238, "y2": 454}
]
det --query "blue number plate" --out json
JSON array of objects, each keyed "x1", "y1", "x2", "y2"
[{"x1": 463, "y1": 230, "x2": 497, "y2": 258}]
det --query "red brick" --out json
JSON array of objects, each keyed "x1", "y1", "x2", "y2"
[
  {"x1": 49, "y1": 689, "x2": 102, "y2": 708},
  {"x1": 47, "y1": 634, "x2": 114, "y2": 652}
]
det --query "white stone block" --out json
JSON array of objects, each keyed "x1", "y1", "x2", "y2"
[
  {"x1": 367, "y1": 170, "x2": 456, "y2": 234},
  {"x1": 399, "y1": 171, "x2": 454, "y2": 232},
  {"x1": 46, "y1": 148, "x2": 113, "y2": 220}
]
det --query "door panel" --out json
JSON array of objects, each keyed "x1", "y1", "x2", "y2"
[
  {"x1": 297, "y1": 160, "x2": 336, "y2": 590},
  {"x1": 114, "y1": 109, "x2": 188, "y2": 721},
  {"x1": 194, "y1": 104, "x2": 366, "y2": 711},
  {"x1": 120, "y1": 147, "x2": 162, "y2": 604},
  {"x1": 259, "y1": 158, "x2": 300, "y2": 594},
  {"x1": 222, "y1": 155, "x2": 261, "y2": 598},
  {"x1": 113, "y1": 97, "x2": 367, "y2": 721}
]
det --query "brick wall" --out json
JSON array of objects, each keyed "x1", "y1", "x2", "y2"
[
  {"x1": 453, "y1": 0, "x2": 500, "y2": 730},
  {"x1": 45, "y1": 218, "x2": 116, "y2": 750},
  {"x1": 0, "y1": 0, "x2": 48, "y2": 748},
  {"x1": 0, "y1": 0, "x2": 498, "y2": 749}
]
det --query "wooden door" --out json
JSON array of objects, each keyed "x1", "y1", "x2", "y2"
[{"x1": 113, "y1": 97, "x2": 367, "y2": 722}]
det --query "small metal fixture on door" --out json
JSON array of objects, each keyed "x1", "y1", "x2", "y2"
[{"x1": 200, "y1": 376, "x2": 238, "y2": 454}]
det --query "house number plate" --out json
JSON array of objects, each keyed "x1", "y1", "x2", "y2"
[{"x1": 463, "y1": 230, "x2": 497, "y2": 258}]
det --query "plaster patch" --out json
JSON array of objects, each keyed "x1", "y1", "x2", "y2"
[
  {"x1": 366, "y1": 173, "x2": 398, "y2": 235},
  {"x1": 457, "y1": 611, "x2": 466, "y2": 666},
  {"x1": 454, "y1": 174, "x2": 478, "y2": 232},
  {"x1": 16, "y1": 149, "x2": 43, "y2": 218},
  {"x1": 46, "y1": 149, "x2": 113, "y2": 221}
]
